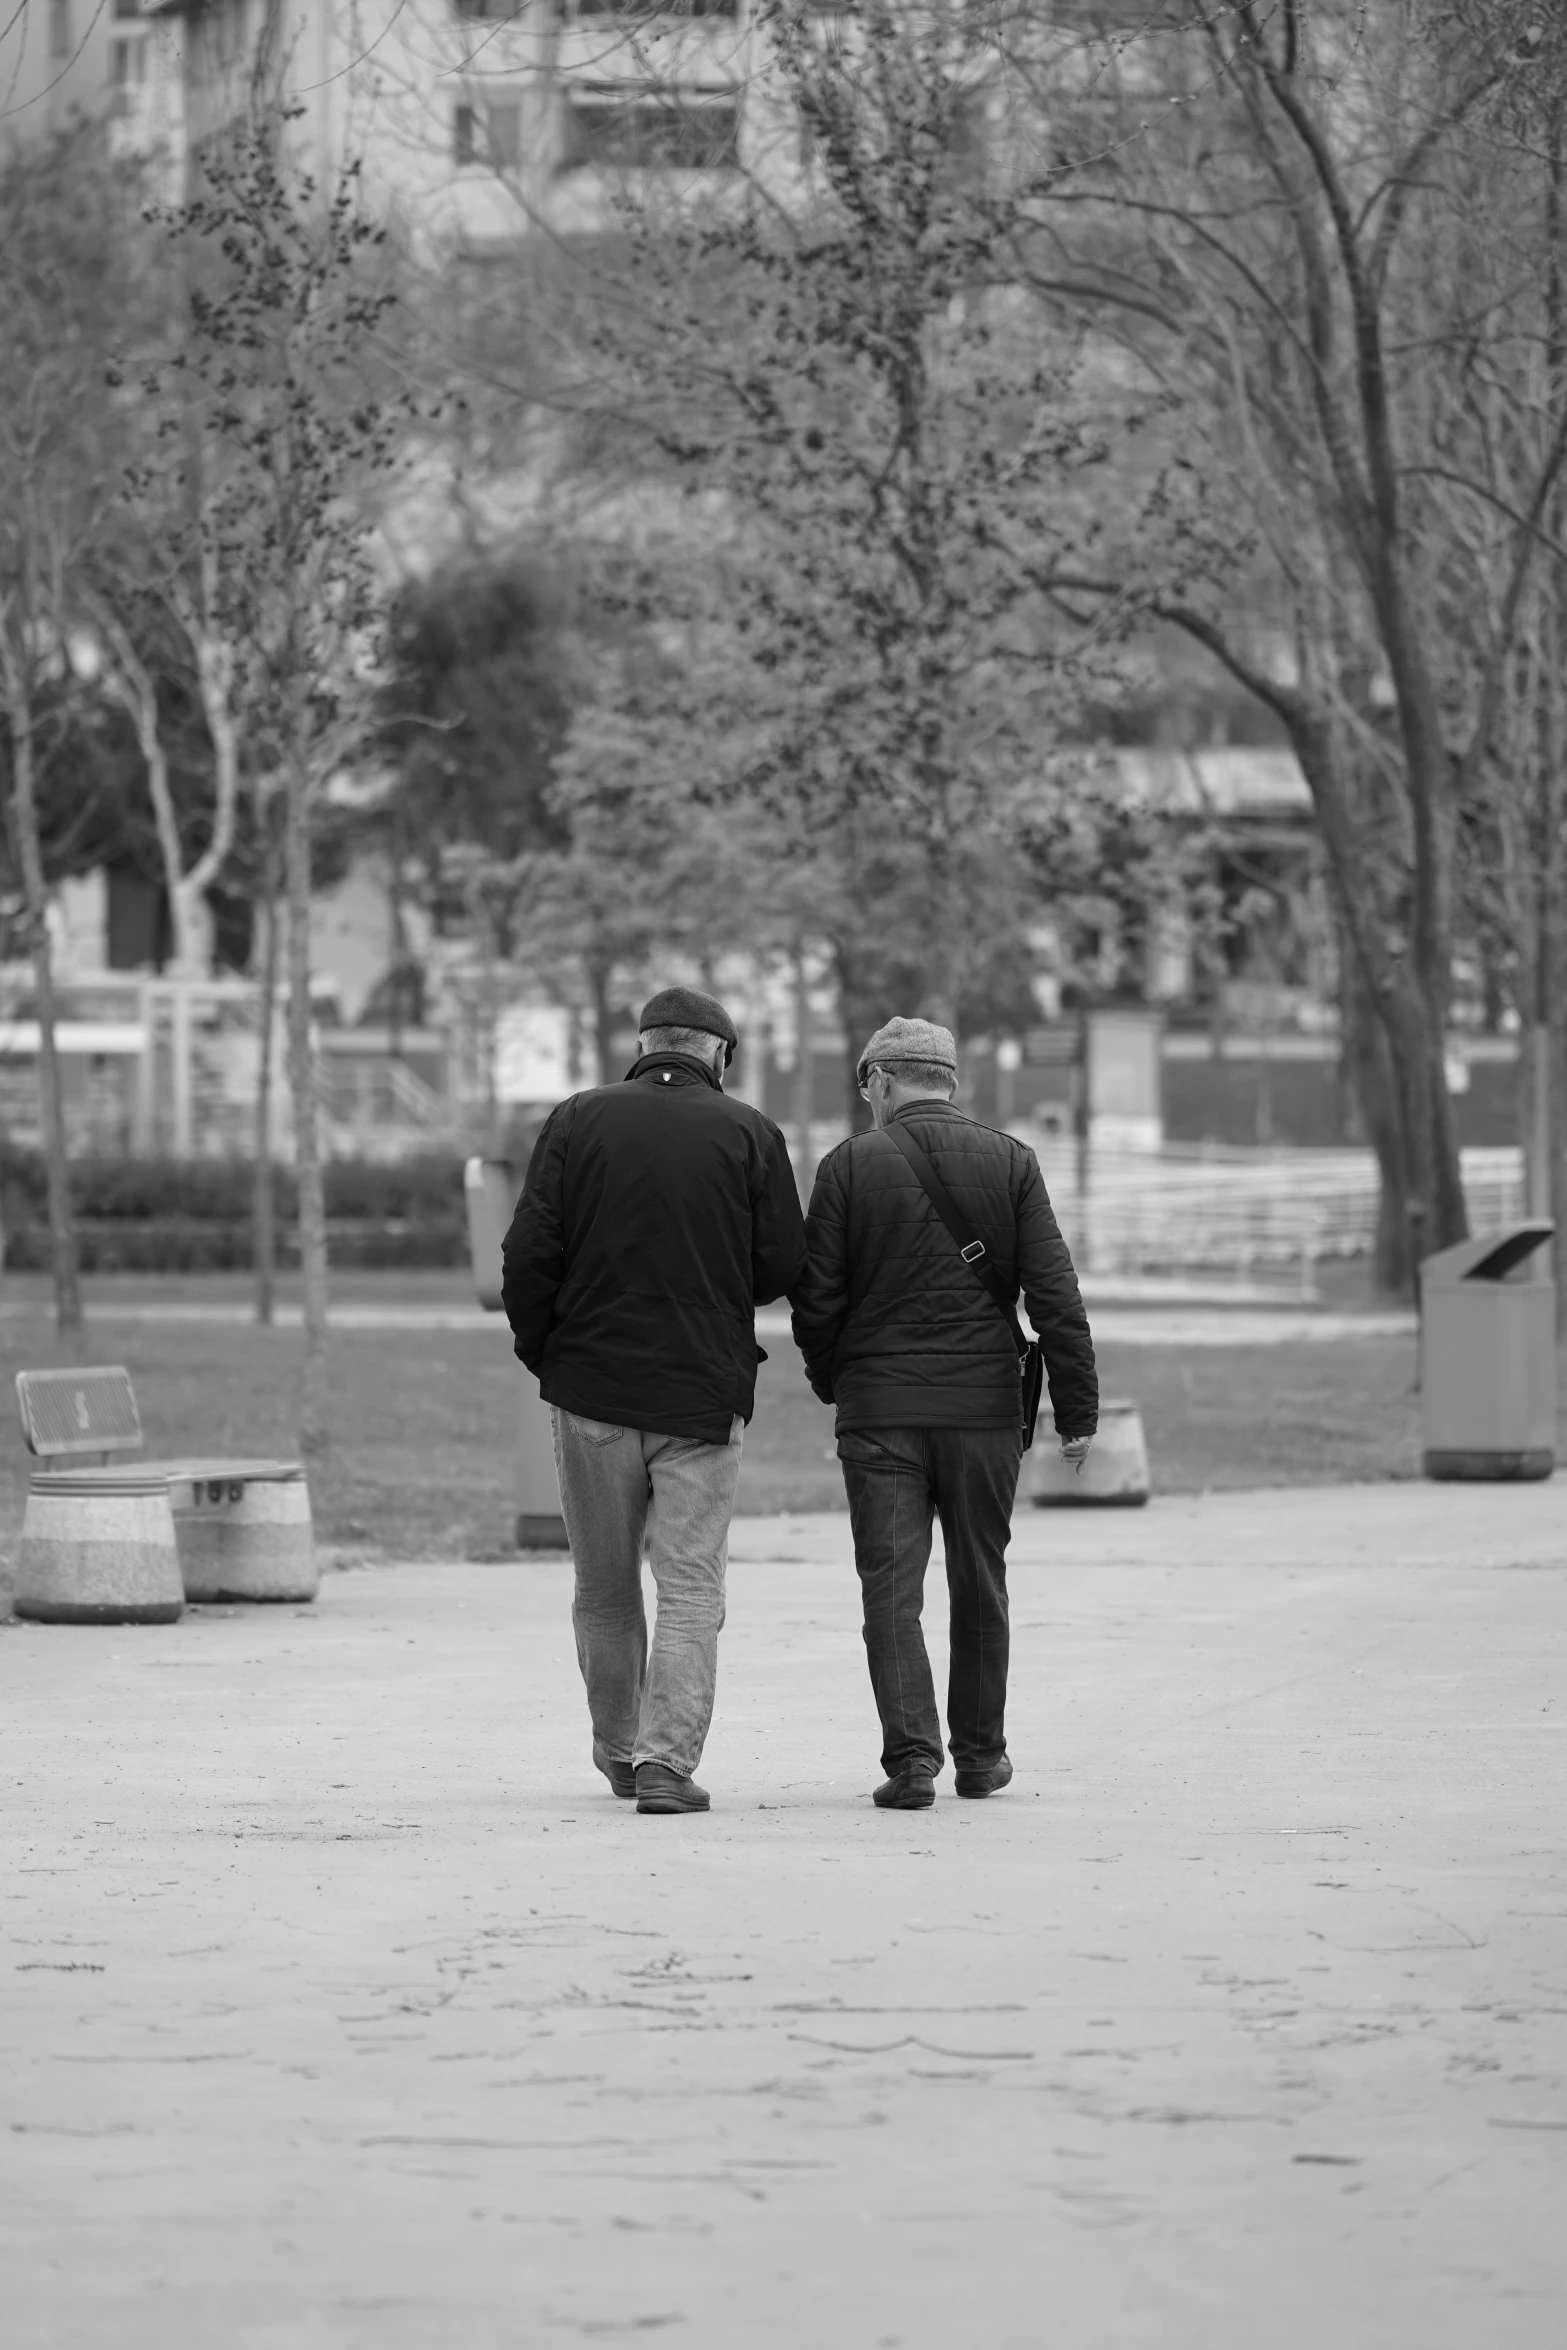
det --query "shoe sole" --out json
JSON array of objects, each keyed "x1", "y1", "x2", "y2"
[
  {"x1": 873, "y1": 1788, "x2": 935, "y2": 1810},
  {"x1": 954, "y1": 1773, "x2": 1012, "y2": 1800},
  {"x1": 636, "y1": 1796, "x2": 710, "y2": 1814}
]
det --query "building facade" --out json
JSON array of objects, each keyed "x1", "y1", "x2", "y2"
[
  {"x1": 140, "y1": 0, "x2": 806, "y2": 246},
  {"x1": 0, "y1": 0, "x2": 181, "y2": 162}
]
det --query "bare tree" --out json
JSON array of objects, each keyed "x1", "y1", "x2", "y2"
[
  {"x1": 997, "y1": 0, "x2": 1567, "y2": 1281},
  {"x1": 0, "y1": 130, "x2": 136, "y2": 1331},
  {"x1": 1410, "y1": 59, "x2": 1567, "y2": 1289},
  {"x1": 81, "y1": 572, "x2": 241, "y2": 979},
  {"x1": 0, "y1": 611, "x2": 82, "y2": 1335},
  {"x1": 527, "y1": 0, "x2": 1183, "y2": 1110},
  {"x1": 147, "y1": 110, "x2": 408, "y2": 1453}
]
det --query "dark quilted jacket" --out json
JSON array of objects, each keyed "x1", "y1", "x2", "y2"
[{"x1": 791, "y1": 1099, "x2": 1098, "y2": 1436}]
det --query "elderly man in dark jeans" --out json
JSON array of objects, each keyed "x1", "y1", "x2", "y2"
[
  {"x1": 502, "y1": 987, "x2": 806, "y2": 1816},
  {"x1": 793, "y1": 1017, "x2": 1098, "y2": 1810}
]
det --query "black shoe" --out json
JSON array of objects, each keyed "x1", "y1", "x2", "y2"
[
  {"x1": 635, "y1": 1763, "x2": 711, "y2": 1814},
  {"x1": 873, "y1": 1770, "x2": 936, "y2": 1810},
  {"x1": 595, "y1": 1753, "x2": 637, "y2": 1800},
  {"x1": 954, "y1": 1757, "x2": 1013, "y2": 1799}
]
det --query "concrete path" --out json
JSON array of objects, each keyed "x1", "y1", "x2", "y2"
[
  {"x1": 2, "y1": 1485, "x2": 1563, "y2": 2348},
  {"x1": 733, "y1": 1475, "x2": 1567, "y2": 1572}
]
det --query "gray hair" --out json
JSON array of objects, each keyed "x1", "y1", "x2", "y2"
[
  {"x1": 640, "y1": 1024, "x2": 723, "y2": 1062},
  {"x1": 871, "y1": 1058, "x2": 956, "y2": 1096}
]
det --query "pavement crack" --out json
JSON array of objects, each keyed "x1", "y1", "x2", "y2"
[{"x1": 789, "y1": 2032, "x2": 1034, "y2": 2060}]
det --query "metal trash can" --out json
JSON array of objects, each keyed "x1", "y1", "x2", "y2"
[
  {"x1": 1420, "y1": 1221, "x2": 1556, "y2": 1481},
  {"x1": 465, "y1": 1156, "x2": 569, "y2": 1549}
]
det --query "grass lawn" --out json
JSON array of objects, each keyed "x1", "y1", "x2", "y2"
[
  {"x1": 0, "y1": 1296, "x2": 1435, "y2": 1579},
  {"x1": 743, "y1": 1332, "x2": 1427, "y2": 1510}
]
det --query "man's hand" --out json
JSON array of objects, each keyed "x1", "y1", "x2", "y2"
[{"x1": 1059, "y1": 1433, "x2": 1093, "y2": 1474}]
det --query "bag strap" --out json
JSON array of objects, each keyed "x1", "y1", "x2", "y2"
[{"x1": 882, "y1": 1122, "x2": 1030, "y2": 1359}]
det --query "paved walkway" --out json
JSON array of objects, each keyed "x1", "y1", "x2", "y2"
[{"x1": 3, "y1": 1484, "x2": 1562, "y2": 2347}]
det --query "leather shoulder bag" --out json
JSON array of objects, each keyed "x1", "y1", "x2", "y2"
[{"x1": 882, "y1": 1122, "x2": 1044, "y2": 1450}]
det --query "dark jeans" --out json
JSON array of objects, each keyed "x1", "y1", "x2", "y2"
[{"x1": 837, "y1": 1424, "x2": 1023, "y2": 1780}]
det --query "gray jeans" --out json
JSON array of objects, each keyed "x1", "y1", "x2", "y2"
[{"x1": 550, "y1": 1409, "x2": 744, "y2": 1778}]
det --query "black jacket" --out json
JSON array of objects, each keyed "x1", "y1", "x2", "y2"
[
  {"x1": 791, "y1": 1099, "x2": 1098, "y2": 1436},
  {"x1": 501, "y1": 1052, "x2": 807, "y2": 1443}
]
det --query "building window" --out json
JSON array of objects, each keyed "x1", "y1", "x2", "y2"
[
  {"x1": 49, "y1": 0, "x2": 71, "y2": 61},
  {"x1": 560, "y1": 91, "x2": 741, "y2": 172},
  {"x1": 455, "y1": 99, "x2": 523, "y2": 169},
  {"x1": 189, "y1": 0, "x2": 250, "y2": 84},
  {"x1": 452, "y1": 0, "x2": 524, "y2": 18},
  {"x1": 487, "y1": 102, "x2": 521, "y2": 169},
  {"x1": 110, "y1": 35, "x2": 147, "y2": 84}
]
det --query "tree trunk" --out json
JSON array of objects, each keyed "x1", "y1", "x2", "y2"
[
  {"x1": 790, "y1": 936, "x2": 815, "y2": 1201},
  {"x1": 284, "y1": 743, "x2": 328, "y2": 1456},
  {"x1": 472, "y1": 890, "x2": 500, "y2": 1153},
  {"x1": 918, "y1": 841, "x2": 961, "y2": 1036},
  {"x1": 101, "y1": 628, "x2": 202, "y2": 976},
  {"x1": 1337, "y1": 904, "x2": 1411, "y2": 1294},
  {"x1": 29, "y1": 925, "x2": 79, "y2": 1336},
  {"x1": 4, "y1": 681, "x2": 80, "y2": 1333},
  {"x1": 832, "y1": 936, "x2": 882, "y2": 1134},
  {"x1": 252, "y1": 833, "x2": 281, "y2": 1327},
  {"x1": 97, "y1": 602, "x2": 235, "y2": 980},
  {"x1": 1286, "y1": 708, "x2": 1467, "y2": 1282},
  {"x1": 1514, "y1": 658, "x2": 1567, "y2": 1315},
  {"x1": 1388, "y1": 978, "x2": 1467, "y2": 1270},
  {"x1": 1541, "y1": 123, "x2": 1567, "y2": 1328},
  {"x1": 587, "y1": 952, "x2": 614, "y2": 1087},
  {"x1": 1550, "y1": 1022, "x2": 1567, "y2": 1337}
]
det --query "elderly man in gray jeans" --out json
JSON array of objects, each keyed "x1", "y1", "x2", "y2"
[{"x1": 502, "y1": 986, "x2": 807, "y2": 1815}]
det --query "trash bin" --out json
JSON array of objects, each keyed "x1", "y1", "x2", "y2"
[
  {"x1": 1420, "y1": 1221, "x2": 1557, "y2": 1481},
  {"x1": 464, "y1": 1156, "x2": 569, "y2": 1549},
  {"x1": 463, "y1": 1155, "x2": 513, "y2": 1314}
]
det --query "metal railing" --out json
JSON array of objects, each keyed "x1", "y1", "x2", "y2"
[{"x1": 1019, "y1": 1140, "x2": 1527, "y2": 1296}]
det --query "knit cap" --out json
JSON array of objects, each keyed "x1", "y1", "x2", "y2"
[{"x1": 856, "y1": 1016, "x2": 958, "y2": 1088}]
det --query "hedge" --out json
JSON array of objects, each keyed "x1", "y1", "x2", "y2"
[
  {"x1": 0, "y1": 1147, "x2": 467, "y2": 1223},
  {"x1": 0, "y1": 1148, "x2": 470, "y2": 1274},
  {"x1": 3, "y1": 1218, "x2": 467, "y2": 1274}
]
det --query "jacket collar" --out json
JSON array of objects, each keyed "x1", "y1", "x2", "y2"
[
  {"x1": 626, "y1": 1051, "x2": 723, "y2": 1093},
  {"x1": 888, "y1": 1096, "x2": 962, "y2": 1127}
]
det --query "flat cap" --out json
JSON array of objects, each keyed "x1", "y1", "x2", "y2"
[
  {"x1": 856, "y1": 1016, "x2": 958, "y2": 1087},
  {"x1": 639, "y1": 985, "x2": 739, "y2": 1065}
]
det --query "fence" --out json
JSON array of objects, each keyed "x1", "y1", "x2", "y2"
[
  {"x1": 1024, "y1": 1140, "x2": 1527, "y2": 1295},
  {"x1": 785, "y1": 1122, "x2": 1529, "y2": 1297}
]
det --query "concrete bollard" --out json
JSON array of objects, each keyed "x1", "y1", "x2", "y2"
[
  {"x1": 518, "y1": 1387, "x2": 568, "y2": 1551},
  {"x1": 14, "y1": 1470, "x2": 185, "y2": 1624},
  {"x1": 169, "y1": 1464, "x2": 317, "y2": 1603},
  {"x1": 465, "y1": 1154, "x2": 568, "y2": 1549},
  {"x1": 1032, "y1": 1399, "x2": 1151, "y2": 1507}
]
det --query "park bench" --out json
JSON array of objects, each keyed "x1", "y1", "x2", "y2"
[{"x1": 14, "y1": 1365, "x2": 316, "y2": 1609}]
